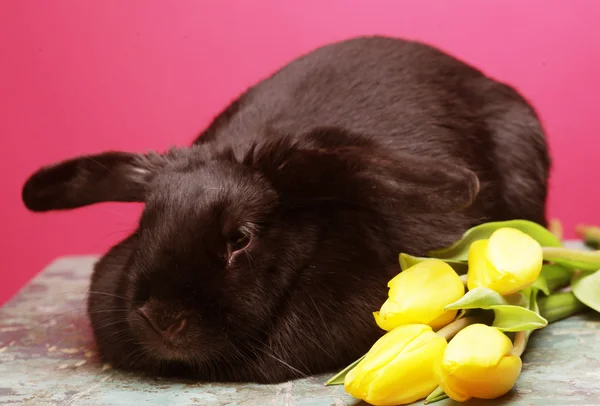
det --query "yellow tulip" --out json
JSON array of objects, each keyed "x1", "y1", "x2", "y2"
[
  {"x1": 345, "y1": 324, "x2": 447, "y2": 406},
  {"x1": 374, "y1": 260, "x2": 464, "y2": 331},
  {"x1": 435, "y1": 323, "x2": 522, "y2": 402},
  {"x1": 467, "y1": 227, "x2": 543, "y2": 295}
]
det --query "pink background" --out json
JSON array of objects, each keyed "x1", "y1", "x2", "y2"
[{"x1": 1, "y1": 0, "x2": 599, "y2": 305}]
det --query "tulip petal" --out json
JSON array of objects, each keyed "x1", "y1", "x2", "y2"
[
  {"x1": 353, "y1": 325, "x2": 431, "y2": 376},
  {"x1": 467, "y1": 229, "x2": 544, "y2": 296},
  {"x1": 373, "y1": 309, "x2": 408, "y2": 332},
  {"x1": 436, "y1": 324, "x2": 522, "y2": 402},
  {"x1": 399, "y1": 253, "x2": 468, "y2": 274},
  {"x1": 345, "y1": 325, "x2": 447, "y2": 406},
  {"x1": 440, "y1": 354, "x2": 522, "y2": 400},
  {"x1": 435, "y1": 364, "x2": 472, "y2": 402},
  {"x1": 443, "y1": 324, "x2": 512, "y2": 367},
  {"x1": 369, "y1": 339, "x2": 446, "y2": 405},
  {"x1": 485, "y1": 228, "x2": 543, "y2": 294},
  {"x1": 374, "y1": 300, "x2": 423, "y2": 331},
  {"x1": 378, "y1": 260, "x2": 464, "y2": 330},
  {"x1": 428, "y1": 219, "x2": 561, "y2": 261},
  {"x1": 367, "y1": 330, "x2": 446, "y2": 405},
  {"x1": 428, "y1": 310, "x2": 458, "y2": 331},
  {"x1": 467, "y1": 240, "x2": 498, "y2": 291}
]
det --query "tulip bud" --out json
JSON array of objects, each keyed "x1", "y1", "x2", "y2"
[
  {"x1": 374, "y1": 260, "x2": 464, "y2": 331},
  {"x1": 435, "y1": 323, "x2": 522, "y2": 402},
  {"x1": 345, "y1": 324, "x2": 447, "y2": 406},
  {"x1": 467, "y1": 227, "x2": 543, "y2": 295}
]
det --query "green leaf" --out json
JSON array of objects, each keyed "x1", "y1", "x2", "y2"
[
  {"x1": 510, "y1": 287, "x2": 543, "y2": 356},
  {"x1": 445, "y1": 287, "x2": 526, "y2": 310},
  {"x1": 428, "y1": 219, "x2": 562, "y2": 261},
  {"x1": 530, "y1": 264, "x2": 572, "y2": 296},
  {"x1": 399, "y1": 253, "x2": 468, "y2": 274},
  {"x1": 425, "y1": 386, "x2": 448, "y2": 404},
  {"x1": 489, "y1": 304, "x2": 548, "y2": 332},
  {"x1": 537, "y1": 264, "x2": 572, "y2": 294},
  {"x1": 572, "y1": 269, "x2": 600, "y2": 313},
  {"x1": 543, "y1": 247, "x2": 600, "y2": 272},
  {"x1": 324, "y1": 355, "x2": 365, "y2": 386},
  {"x1": 531, "y1": 275, "x2": 550, "y2": 296},
  {"x1": 445, "y1": 287, "x2": 547, "y2": 332},
  {"x1": 524, "y1": 287, "x2": 540, "y2": 314},
  {"x1": 522, "y1": 287, "x2": 541, "y2": 350}
]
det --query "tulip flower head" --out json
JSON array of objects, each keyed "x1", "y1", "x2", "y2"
[
  {"x1": 467, "y1": 227, "x2": 543, "y2": 295},
  {"x1": 435, "y1": 323, "x2": 522, "y2": 402},
  {"x1": 374, "y1": 260, "x2": 465, "y2": 331},
  {"x1": 344, "y1": 324, "x2": 447, "y2": 406}
]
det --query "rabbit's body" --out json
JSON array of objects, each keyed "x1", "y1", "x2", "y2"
[
  {"x1": 197, "y1": 36, "x2": 548, "y2": 231},
  {"x1": 22, "y1": 36, "x2": 550, "y2": 383}
]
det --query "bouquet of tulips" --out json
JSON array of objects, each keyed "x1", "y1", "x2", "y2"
[{"x1": 325, "y1": 220, "x2": 600, "y2": 406}]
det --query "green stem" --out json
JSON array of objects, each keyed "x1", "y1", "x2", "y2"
[
  {"x1": 512, "y1": 331, "x2": 528, "y2": 357},
  {"x1": 542, "y1": 247, "x2": 600, "y2": 271},
  {"x1": 543, "y1": 247, "x2": 600, "y2": 261},
  {"x1": 511, "y1": 291, "x2": 585, "y2": 358},
  {"x1": 424, "y1": 386, "x2": 448, "y2": 404},
  {"x1": 436, "y1": 316, "x2": 479, "y2": 341},
  {"x1": 538, "y1": 292, "x2": 588, "y2": 323},
  {"x1": 576, "y1": 225, "x2": 600, "y2": 249}
]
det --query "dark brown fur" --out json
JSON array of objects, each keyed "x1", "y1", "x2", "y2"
[{"x1": 22, "y1": 36, "x2": 550, "y2": 383}]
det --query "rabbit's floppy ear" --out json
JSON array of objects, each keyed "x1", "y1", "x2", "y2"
[
  {"x1": 349, "y1": 149, "x2": 480, "y2": 213},
  {"x1": 250, "y1": 137, "x2": 479, "y2": 214},
  {"x1": 22, "y1": 151, "x2": 167, "y2": 212}
]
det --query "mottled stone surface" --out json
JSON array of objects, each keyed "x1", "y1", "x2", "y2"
[{"x1": 1, "y1": 242, "x2": 599, "y2": 406}]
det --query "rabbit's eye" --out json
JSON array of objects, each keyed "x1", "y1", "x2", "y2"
[{"x1": 227, "y1": 230, "x2": 251, "y2": 253}]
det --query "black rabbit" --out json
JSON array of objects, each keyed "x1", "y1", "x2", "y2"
[{"x1": 22, "y1": 36, "x2": 550, "y2": 383}]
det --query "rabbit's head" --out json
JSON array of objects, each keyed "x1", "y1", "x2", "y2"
[{"x1": 22, "y1": 130, "x2": 479, "y2": 382}]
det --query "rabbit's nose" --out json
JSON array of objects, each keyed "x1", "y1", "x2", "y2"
[
  {"x1": 138, "y1": 305, "x2": 188, "y2": 340},
  {"x1": 164, "y1": 318, "x2": 187, "y2": 339}
]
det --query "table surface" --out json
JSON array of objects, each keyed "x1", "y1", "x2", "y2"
[{"x1": 1, "y1": 241, "x2": 599, "y2": 406}]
